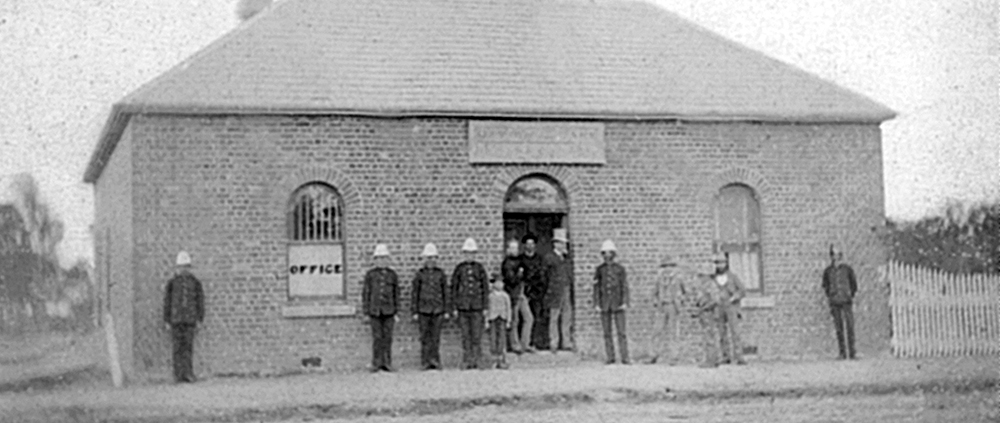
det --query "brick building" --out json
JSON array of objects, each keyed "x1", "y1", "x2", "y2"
[{"x1": 84, "y1": 0, "x2": 895, "y2": 381}]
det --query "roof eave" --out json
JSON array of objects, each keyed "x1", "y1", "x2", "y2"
[
  {"x1": 82, "y1": 102, "x2": 896, "y2": 184},
  {"x1": 83, "y1": 104, "x2": 130, "y2": 184}
]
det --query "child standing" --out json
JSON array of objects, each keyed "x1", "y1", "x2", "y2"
[{"x1": 486, "y1": 273, "x2": 512, "y2": 369}]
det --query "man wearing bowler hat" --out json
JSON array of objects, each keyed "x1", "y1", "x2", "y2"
[{"x1": 163, "y1": 251, "x2": 205, "y2": 383}]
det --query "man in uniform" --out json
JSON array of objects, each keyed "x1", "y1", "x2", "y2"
[
  {"x1": 712, "y1": 253, "x2": 747, "y2": 365},
  {"x1": 544, "y1": 228, "x2": 574, "y2": 353},
  {"x1": 651, "y1": 253, "x2": 690, "y2": 365},
  {"x1": 452, "y1": 237, "x2": 490, "y2": 369},
  {"x1": 163, "y1": 251, "x2": 205, "y2": 383},
  {"x1": 362, "y1": 244, "x2": 400, "y2": 372},
  {"x1": 411, "y1": 243, "x2": 449, "y2": 370},
  {"x1": 822, "y1": 245, "x2": 858, "y2": 360},
  {"x1": 502, "y1": 239, "x2": 533, "y2": 354},
  {"x1": 593, "y1": 239, "x2": 630, "y2": 364},
  {"x1": 518, "y1": 234, "x2": 545, "y2": 351}
]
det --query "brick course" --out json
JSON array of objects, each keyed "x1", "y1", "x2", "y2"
[{"x1": 95, "y1": 114, "x2": 888, "y2": 380}]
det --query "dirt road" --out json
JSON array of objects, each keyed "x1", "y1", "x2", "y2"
[{"x1": 297, "y1": 390, "x2": 997, "y2": 423}]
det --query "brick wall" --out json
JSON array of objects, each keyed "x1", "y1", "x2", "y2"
[
  {"x1": 94, "y1": 121, "x2": 136, "y2": 379},
  {"x1": 108, "y1": 114, "x2": 888, "y2": 379}
]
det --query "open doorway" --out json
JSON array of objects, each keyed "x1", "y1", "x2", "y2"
[{"x1": 502, "y1": 174, "x2": 571, "y2": 351}]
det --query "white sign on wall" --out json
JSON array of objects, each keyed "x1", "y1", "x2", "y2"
[
  {"x1": 468, "y1": 121, "x2": 606, "y2": 164},
  {"x1": 288, "y1": 244, "x2": 344, "y2": 298}
]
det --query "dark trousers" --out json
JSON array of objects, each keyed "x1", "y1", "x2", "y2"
[
  {"x1": 171, "y1": 323, "x2": 196, "y2": 382},
  {"x1": 529, "y1": 296, "x2": 548, "y2": 349},
  {"x1": 370, "y1": 315, "x2": 395, "y2": 370},
  {"x1": 830, "y1": 303, "x2": 856, "y2": 358},
  {"x1": 418, "y1": 313, "x2": 444, "y2": 368},
  {"x1": 600, "y1": 310, "x2": 629, "y2": 363},
  {"x1": 458, "y1": 310, "x2": 484, "y2": 369},
  {"x1": 489, "y1": 317, "x2": 507, "y2": 358}
]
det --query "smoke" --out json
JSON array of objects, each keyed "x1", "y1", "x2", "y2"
[{"x1": 236, "y1": 0, "x2": 274, "y2": 21}]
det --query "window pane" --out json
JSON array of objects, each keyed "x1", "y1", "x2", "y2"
[
  {"x1": 289, "y1": 183, "x2": 342, "y2": 242},
  {"x1": 715, "y1": 184, "x2": 762, "y2": 291},
  {"x1": 504, "y1": 176, "x2": 567, "y2": 212},
  {"x1": 729, "y1": 249, "x2": 761, "y2": 291}
]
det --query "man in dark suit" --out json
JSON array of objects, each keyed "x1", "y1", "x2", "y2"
[
  {"x1": 163, "y1": 251, "x2": 205, "y2": 383},
  {"x1": 823, "y1": 245, "x2": 858, "y2": 360}
]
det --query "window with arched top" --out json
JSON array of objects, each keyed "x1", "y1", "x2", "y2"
[
  {"x1": 714, "y1": 184, "x2": 763, "y2": 291},
  {"x1": 504, "y1": 175, "x2": 568, "y2": 214},
  {"x1": 286, "y1": 183, "x2": 345, "y2": 299}
]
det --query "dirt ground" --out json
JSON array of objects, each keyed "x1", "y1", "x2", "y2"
[
  {"x1": 294, "y1": 390, "x2": 998, "y2": 423},
  {"x1": 0, "y1": 330, "x2": 106, "y2": 393},
  {"x1": 1, "y1": 331, "x2": 997, "y2": 423}
]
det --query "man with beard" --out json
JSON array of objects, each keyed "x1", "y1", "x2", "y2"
[{"x1": 518, "y1": 234, "x2": 545, "y2": 351}]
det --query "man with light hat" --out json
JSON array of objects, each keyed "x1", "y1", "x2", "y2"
[
  {"x1": 410, "y1": 243, "x2": 450, "y2": 370},
  {"x1": 712, "y1": 252, "x2": 746, "y2": 365},
  {"x1": 163, "y1": 250, "x2": 205, "y2": 383},
  {"x1": 362, "y1": 244, "x2": 400, "y2": 372},
  {"x1": 543, "y1": 228, "x2": 574, "y2": 353},
  {"x1": 451, "y1": 237, "x2": 489, "y2": 369},
  {"x1": 593, "y1": 239, "x2": 630, "y2": 364},
  {"x1": 651, "y1": 253, "x2": 692, "y2": 365}
]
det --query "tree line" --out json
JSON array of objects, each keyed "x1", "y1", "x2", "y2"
[{"x1": 883, "y1": 201, "x2": 1000, "y2": 274}]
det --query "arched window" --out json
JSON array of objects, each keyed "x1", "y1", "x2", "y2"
[
  {"x1": 504, "y1": 174, "x2": 568, "y2": 214},
  {"x1": 289, "y1": 183, "x2": 343, "y2": 242},
  {"x1": 714, "y1": 184, "x2": 763, "y2": 291},
  {"x1": 286, "y1": 183, "x2": 345, "y2": 299}
]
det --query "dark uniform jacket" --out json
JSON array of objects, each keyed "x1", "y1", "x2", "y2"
[
  {"x1": 593, "y1": 262, "x2": 629, "y2": 312},
  {"x1": 543, "y1": 251, "x2": 573, "y2": 309},
  {"x1": 519, "y1": 253, "x2": 545, "y2": 301},
  {"x1": 822, "y1": 263, "x2": 857, "y2": 305},
  {"x1": 501, "y1": 256, "x2": 523, "y2": 299},
  {"x1": 164, "y1": 272, "x2": 204, "y2": 324},
  {"x1": 411, "y1": 266, "x2": 450, "y2": 315},
  {"x1": 451, "y1": 261, "x2": 489, "y2": 312},
  {"x1": 363, "y1": 267, "x2": 400, "y2": 316}
]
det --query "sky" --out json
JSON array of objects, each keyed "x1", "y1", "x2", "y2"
[{"x1": 1, "y1": 0, "x2": 996, "y2": 267}]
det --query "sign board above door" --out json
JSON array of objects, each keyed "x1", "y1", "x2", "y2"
[{"x1": 468, "y1": 121, "x2": 606, "y2": 164}]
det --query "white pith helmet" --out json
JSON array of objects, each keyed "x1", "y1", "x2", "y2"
[
  {"x1": 461, "y1": 237, "x2": 478, "y2": 252},
  {"x1": 373, "y1": 244, "x2": 390, "y2": 257},
  {"x1": 600, "y1": 239, "x2": 617, "y2": 253},
  {"x1": 175, "y1": 251, "x2": 192, "y2": 266},
  {"x1": 421, "y1": 243, "x2": 439, "y2": 257}
]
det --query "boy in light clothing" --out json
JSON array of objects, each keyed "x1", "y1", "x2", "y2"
[{"x1": 486, "y1": 273, "x2": 512, "y2": 369}]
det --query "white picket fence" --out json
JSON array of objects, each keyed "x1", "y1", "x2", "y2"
[{"x1": 888, "y1": 261, "x2": 1000, "y2": 357}]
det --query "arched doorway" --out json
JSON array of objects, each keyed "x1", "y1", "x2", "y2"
[{"x1": 503, "y1": 174, "x2": 571, "y2": 350}]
